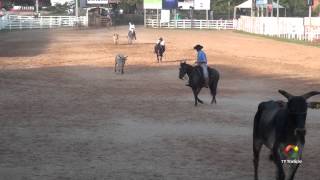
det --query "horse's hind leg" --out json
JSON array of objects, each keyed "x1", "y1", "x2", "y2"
[
  {"x1": 210, "y1": 82, "x2": 218, "y2": 104},
  {"x1": 211, "y1": 97, "x2": 216, "y2": 104}
]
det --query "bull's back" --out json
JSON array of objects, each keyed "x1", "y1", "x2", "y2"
[{"x1": 254, "y1": 101, "x2": 283, "y2": 148}]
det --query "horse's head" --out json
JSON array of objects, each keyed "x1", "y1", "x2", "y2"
[{"x1": 179, "y1": 61, "x2": 188, "y2": 80}]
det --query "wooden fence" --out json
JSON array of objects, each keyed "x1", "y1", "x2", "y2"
[{"x1": 0, "y1": 15, "x2": 88, "y2": 30}]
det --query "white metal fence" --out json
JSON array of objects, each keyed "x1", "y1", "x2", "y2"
[
  {"x1": 237, "y1": 16, "x2": 320, "y2": 41},
  {"x1": 0, "y1": 15, "x2": 88, "y2": 30},
  {"x1": 146, "y1": 19, "x2": 237, "y2": 30}
]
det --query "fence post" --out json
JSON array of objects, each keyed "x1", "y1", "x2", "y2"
[
  {"x1": 20, "y1": 16, "x2": 22, "y2": 30},
  {"x1": 49, "y1": 16, "x2": 52, "y2": 28},
  {"x1": 40, "y1": 16, "x2": 42, "y2": 29},
  {"x1": 30, "y1": 17, "x2": 32, "y2": 29}
]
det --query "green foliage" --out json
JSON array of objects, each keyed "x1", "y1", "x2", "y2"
[
  {"x1": 313, "y1": 4, "x2": 320, "y2": 16},
  {"x1": 279, "y1": 0, "x2": 308, "y2": 17},
  {"x1": 119, "y1": 0, "x2": 143, "y2": 13},
  {"x1": 46, "y1": 2, "x2": 73, "y2": 15}
]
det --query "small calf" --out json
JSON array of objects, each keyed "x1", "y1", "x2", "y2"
[
  {"x1": 113, "y1": 34, "x2": 119, "y2": 45},
  {"x1": 114, "y1": 54, "x2": 127, "y2": 74}
]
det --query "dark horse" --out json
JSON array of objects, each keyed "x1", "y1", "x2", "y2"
[
  {"x1": 154, "y1": 43, "x2": 165, "y2": 63},
  {"x1": 179, "y1": 62, "x2": 220, "y2": 106}
]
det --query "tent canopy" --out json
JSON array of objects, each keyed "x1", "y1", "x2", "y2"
[{"x1": 235, "y1": 0, "x2": 284, "y2": 9}]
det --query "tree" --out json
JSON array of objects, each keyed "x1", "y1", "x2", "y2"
[{"x1": 119, "y1": 0, "x2": 143, "y2": 14}]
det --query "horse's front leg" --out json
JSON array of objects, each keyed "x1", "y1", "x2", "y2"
[
  {"x1": 273, "y1": 144, "x2": 285, "y2": 180},
  {"x1": 121, "y1": 63, "x2": 124, "y2": 74},
  {"x1": 196, "y1": 88, "x2": 203, "y2": 104},
  {"x1": 192, "y1": 88, "x2": 198, "y2": 106},
  {"x1": 114, "y1": 63, "x2": 117, "y2": 72}
]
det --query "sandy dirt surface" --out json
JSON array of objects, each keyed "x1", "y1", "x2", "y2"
[{"x1": 1, "y1": 26, "x2": 320, "y2": 180}]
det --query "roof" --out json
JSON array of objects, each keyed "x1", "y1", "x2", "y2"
[{"x1": 235, "y1": 0, "x2": 284, "y2": 9}]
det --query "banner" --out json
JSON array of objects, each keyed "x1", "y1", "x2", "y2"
[
  {"x1": 144, "y1": 0, "x2": 162, "y2": 9},
  {"x1": 162, "y1": 0, "x2": 178, "y2": 9},
  {"x1": 178, "y1": 0, "x2": 194, "y2": 10},
  {"x1": 160, "y1": 9, "x2": 170, "y2": 23},
  {"x1": 87, "y1": 0, "x2": 108, "y2": 4},
  {"x1": 194, "y1": 0, "x2": 210, "y2": 10}
]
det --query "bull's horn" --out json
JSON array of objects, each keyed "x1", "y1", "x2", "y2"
[
  {"x1": 278, "y1": 89, "x2": 293, "y2": 99},
  {"x1": 302, "y1": 91, "x2": 320, "y2": 99}
]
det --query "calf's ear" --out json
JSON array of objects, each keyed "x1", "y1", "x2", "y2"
[
  {"x1": 302, "y1": 91, "x2": 320, "y2": 99},
  {"x1": 308, "y1": 102, "x2": 320, "y2": 109},
  {"x1": 278, "y1": 89, "x2": 293, "y2": 99}
]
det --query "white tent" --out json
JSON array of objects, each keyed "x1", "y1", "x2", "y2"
[{"x1": 234, "y1": 0, "x2": 285, "y2": 18}]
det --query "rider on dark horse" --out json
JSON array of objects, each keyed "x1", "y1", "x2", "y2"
[
  {"x1": 154, "y1": 37, "x2": 165, "y2": 62},
  {"x1": 193, "y1": 44, "x2": 209, "y2": 88}
]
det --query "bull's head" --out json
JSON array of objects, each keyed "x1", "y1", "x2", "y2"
[{"x1": 279, "y1": 90, "x2": 320, "y2": 139}]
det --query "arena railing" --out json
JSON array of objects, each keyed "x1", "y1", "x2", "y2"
[
  {"x1": 0, "y1": 15, "x2": 88, "y2": 30},
  {"x1": 146, "y1": 19, "x2": 237, "y2": 30}
]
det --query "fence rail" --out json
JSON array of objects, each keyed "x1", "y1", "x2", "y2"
[
  {"x1": 0, "y1": 15, "x2": 88, "y2": 30},
  {"x1": 1, "y1": 15, "x2": 320, "y2": 42},
  {"x1": 237, "y1": 16, "x2": 320, "y2": 41},
  {"x1": 146, "y1": 19, "x2": 237, "y2": 30}
]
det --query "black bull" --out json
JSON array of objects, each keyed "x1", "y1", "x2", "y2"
[{"x1": 253, "y1": 90, "x2": 320, "y2": 180}]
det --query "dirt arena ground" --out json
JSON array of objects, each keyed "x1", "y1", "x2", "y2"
[{"x1": 1, "y1": 26, "x2": 320, "y2": 180}]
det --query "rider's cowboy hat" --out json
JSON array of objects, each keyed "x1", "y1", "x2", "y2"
[{"x1": 193, "y1": 44, "x2": 203, "y2": 50}]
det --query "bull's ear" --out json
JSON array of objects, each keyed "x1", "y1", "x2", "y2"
[
  {"x1": 302, "y1": 91, "x2": 320, "y2": 99},
  {"x1": 308, "y1": 102, "x2": 320, "y2": 109},
  {"x1": 278, "y1": 89, "x2": 293, "y2": 99}
]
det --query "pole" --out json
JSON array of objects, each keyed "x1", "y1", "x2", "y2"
[
  {"x1": 156, "y1": 9, "x2": 159, "y2": 28},
  {"x1": 144, "y1": 9, "x2": 146, "y2": 27},
  {"x1": 75, "y1": 0, "x2": 79, "y2": 17},
  {"x1": 36, "y1": 0, "x2": 39, "y2": 14},
  {"x1": 206, "y1": 10, "x2": 208, "y2": 20},
  {"x1": 309, "y1": 5, "x2": 312, "y2": 18},
  {"x1": 276, "y1": 0, "x2": 279, "y2": 18},
  {"x1": 251, "y1": 0, "x2": 254, "y2": 16},
  {"x1": 228, "y1": 1, "x2": 230, "y2": 19}
]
